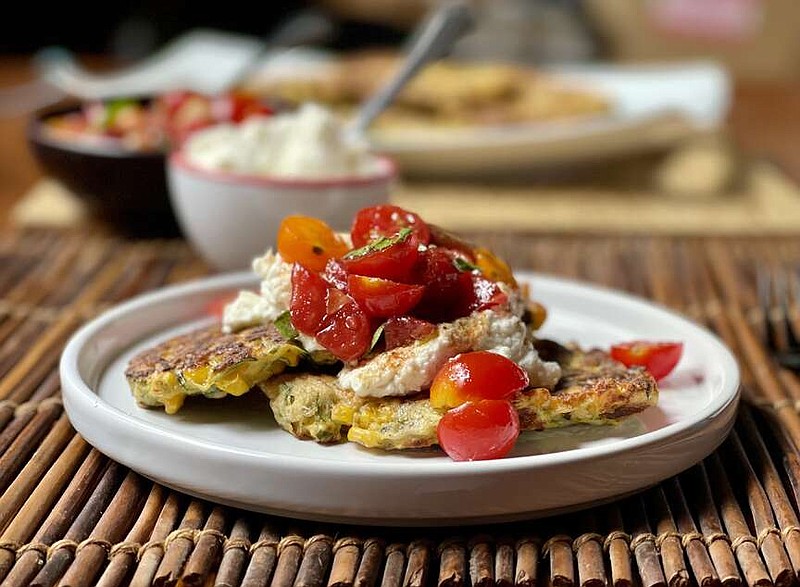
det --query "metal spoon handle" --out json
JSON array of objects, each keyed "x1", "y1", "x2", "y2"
[{"x1": 349, "y1": 1, "x2": 474, "y2": 137}]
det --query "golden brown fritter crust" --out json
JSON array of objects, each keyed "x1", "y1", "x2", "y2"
[
  {"x1": 126, "y1": 324, "x2": 307, "y2": 413},
  {"x1": 261, "y1": 342, "x2": 658, "y2": 450},
  {"x1": 125, "y1": 324, "x2": 286, "y2": 381}
]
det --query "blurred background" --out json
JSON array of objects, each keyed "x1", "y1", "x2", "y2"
[{"x1": 1, "y1": 0, "x2": 799, "y2": 246}]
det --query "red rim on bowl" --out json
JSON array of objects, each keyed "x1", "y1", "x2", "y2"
[{"x1": 169, "y1": 150, "x2": 397, "y2": 188}]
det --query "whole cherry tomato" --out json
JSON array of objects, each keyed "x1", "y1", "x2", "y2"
[
  {"x1": 437, "y1": 400, "x2": 521, "y2": 461},
  {"x1": 341, "y1": 230, "x2": 421, "y2": 283},
  {"x1": 610, "y1": 341, "x2": 684, "y2": 381},
  {"x1": 383, "y1": 316, "x2": 436, "y2": 350},
  {"x1": 430, "y1": 351, "x2": 529, "y2": 409},
  {"x1": 278, "y1": 216, "x2": 349, "y2": 272},
  {"x1": 350, "y1": 205, "x2": 431, "y2": 248},
  {"x1": 347, "y1": 275, "x2": 425, "y2": 318},
  {"x1": 316, "y1": 290, "x2": 371, "y2": 362},
  {"x1": 289, "y1": 265, "x2": 328, "y2": 336}
]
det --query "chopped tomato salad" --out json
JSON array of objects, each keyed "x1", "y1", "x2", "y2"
[
  {"x1": 610, "y1": 341, "x2": 683, "y2": 381},
  {"x1": 43, "y1": 90, "x2": 272, "y2": 151},
  {"x1": 277, "y1": 206, "x2": 518, "y2": 363}
]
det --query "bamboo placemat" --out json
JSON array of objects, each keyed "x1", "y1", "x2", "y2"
[{"x1": 1, "y1": 229, "x2": 800, "y2": 587}]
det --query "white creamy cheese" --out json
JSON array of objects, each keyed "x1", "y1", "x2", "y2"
[
  {"x1": 477, "y1": 312, "x2": 561, "y2": 390},
  {"x1": 222, "y1": 250, "x2": 324, "y2": 352},
  {"x1": 337, "y1": 309, "x2": 561, "y2": 398},
  {"x1": 185, "y1": 103, "x2": 379, "y2": 178}
]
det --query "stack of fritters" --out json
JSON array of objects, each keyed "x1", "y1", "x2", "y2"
[{"x1": 126, "y1": 325, "x2": 658, "y2": 450}]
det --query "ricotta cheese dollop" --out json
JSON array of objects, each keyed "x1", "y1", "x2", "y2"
[
  {"x1": 337, "y1": 309, "x2": 561, "y2": 398},
  {"x1": 184, "y1": 103, "x2": 379, "y2": 178}
]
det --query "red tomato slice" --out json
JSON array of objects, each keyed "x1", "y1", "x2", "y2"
[
  {"x1": 341, "y1": 231, "x2": 420, "y2": 283},
  {"x1": 316, "y1": 292, "x2": 371, "y2": 362},
  {"x1": 430, "y1": 351, "x2": 529, "y2": 409},
  {"x1": 383, "y1": 316, "x2": 436, "y2": 350},
  {"x1": 412, "y1": 247, "x2": 475, "y2": 323},
  {"x1": 610, "y1": 341, "x2": 684, "y2": 381},
  {"x1": 351, "y1": 205, "x2": 431, "y2": 248},
  {"x1": 469, "y1": 275, "x2": 508, "y2": 313},
  {"x1": 289, "y1": 264, "x2": 328, "y2": 336},
  {"x1": 347, "y1": 275, "x2": 424, "y2": 318},
  {"x1": 437, "y1": 400, "x2": 520, "y2": 461},
  {"x1": 322, "y1": 258, "x2": 349, "y2": 290}
]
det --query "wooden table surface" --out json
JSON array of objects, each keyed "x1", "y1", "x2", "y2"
[{"x1": 1, "y1": 56, "x2": 799, "y2": 229}]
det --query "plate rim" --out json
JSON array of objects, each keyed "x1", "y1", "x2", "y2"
[{"x1": 60, "y1": 270, "x2": 740, "y2": 478}]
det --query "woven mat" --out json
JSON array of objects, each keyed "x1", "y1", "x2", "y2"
[{"x1": 1, "y1": 229, "x2": 800, "y2": 587}]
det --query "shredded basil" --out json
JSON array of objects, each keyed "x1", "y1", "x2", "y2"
[
  {"x1": 344, "y1": 228, "x2": 413, "y2": 260},
  {"x1": 369, "y1": 323, "x2": 386, "y2": 352},
  {"x1": 453, "y1": 257, "x2": 479, "y2": 273},
  {"x1": 274, "y1": 311, "x2": 298, "y2": 340}
]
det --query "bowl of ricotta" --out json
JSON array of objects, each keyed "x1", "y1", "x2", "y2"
[{"x1": 168, "y1": 103, "x2": 396, "y2": 270}]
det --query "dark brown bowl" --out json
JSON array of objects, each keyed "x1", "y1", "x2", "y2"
[{"x1": 27, "y1": 102, "x2": 181, "y2": 237}]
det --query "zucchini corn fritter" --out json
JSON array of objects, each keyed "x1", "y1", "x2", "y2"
[
  {"x1": 260, "y1": 340, "x2": 658, "y2": 450},
  {"x1": 125, "y1": 324, "x2": 308, "y2": 414}
]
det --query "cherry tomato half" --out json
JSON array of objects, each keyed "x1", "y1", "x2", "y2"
[
  {"x1": 383, "y1": 316, "x2": 436, "y2": 350},
  {"x1": 278, "y1": 216, "x2": 349, "y2": 272},
  {"x1": 351, "y1": 205, "x2": 430, "y2": 248},
  {"x1": 430, "y1": 351, "x2": 529, "y2": 409},
  {"x1": 412, "y1": 247, "x2": 475, "y2": 323},
  {"x1": 316, "y1": 291, "x2": 371, "y2": 362},
  {"x1": 610, "y1": 341, "x2": 684, "y2": 381},
  {"x1": 437, "y1": 399, "x2": 521, "y2": 461},
  {"x1": 470, "y1": 275, "x2": 508, "y2": 313},
  {"x1": 474, "y1": 247, "x2": 517, "y2": 287},
  {"x1": 341, "y1": 230, "x2": 420, "y2": 283},
  {"x1": 289, "y1": 264, "x2": 328, "y2": 336},
  {"x1": 347, "y1": 275, "x2": 424, "y2": 318},
  {"x1": 322, "y1": 258, "x2": 349, "y2": 290}
]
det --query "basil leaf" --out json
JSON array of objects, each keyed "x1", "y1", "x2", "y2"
[
  {"x1": 453, "y1": 257, "x2": 479, "y2": 273},
  {"x1": 369, "y1": 323, "x2": 386, "y2": 352},
  {"x1": 344, "y1": 228, "x2": 413, "y2": 260},
  {"x1": 274, "y1": 311, "x2": 298, "y2": 340}
]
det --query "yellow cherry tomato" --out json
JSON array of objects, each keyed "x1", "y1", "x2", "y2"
[
  {"x1": 277, "y1": 216, "x2": 349, "y2": 272},
  {"x1": 474, "y1": 247, "x2": 517, "y2": 287}
]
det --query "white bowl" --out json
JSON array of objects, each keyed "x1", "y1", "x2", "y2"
[{"x1": 167, "y1": 151, "x2": 397, "y2": 270}]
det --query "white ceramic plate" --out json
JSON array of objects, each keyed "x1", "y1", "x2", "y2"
[{"x1": 60, "y1": 271, "x2": 739, "y2": 526}]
